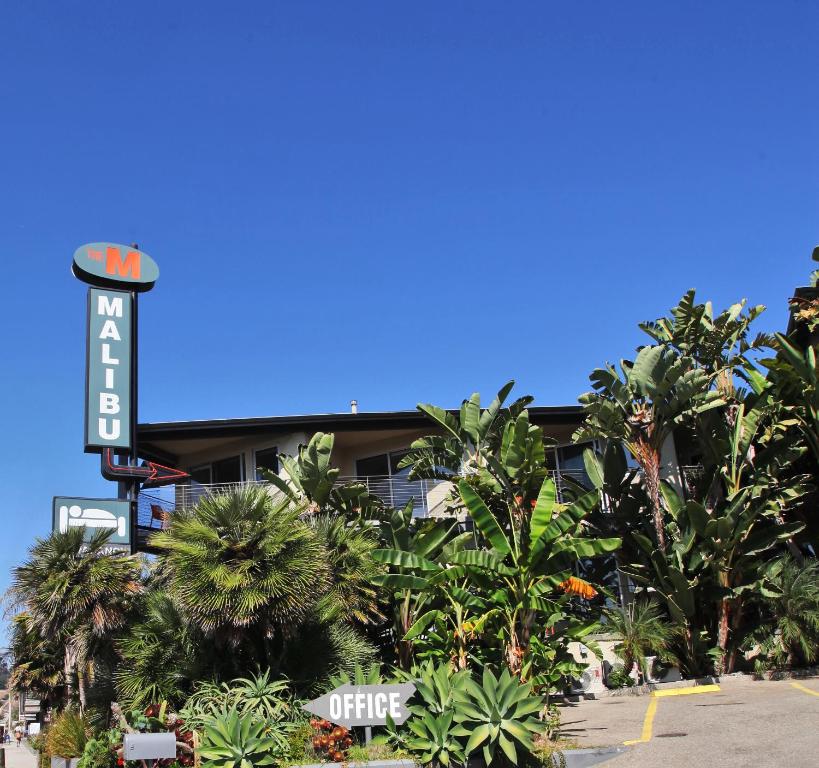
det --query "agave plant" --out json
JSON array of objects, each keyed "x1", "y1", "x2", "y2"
[
  {"x1": 452, "y1": 667, "x2": 544, "y2": 767},
  {"x1": 404, "y1": 711, "x2": 468, "y2": 768},
  {"x1": 198, "y1": 707, "x2": 280, "y2": 768}
]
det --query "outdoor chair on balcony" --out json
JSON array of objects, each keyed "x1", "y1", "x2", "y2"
[{"x1": 150, "y1": 504, "x2": 171, "y2": 529}]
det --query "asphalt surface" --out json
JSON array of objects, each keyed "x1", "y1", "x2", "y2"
[{"x1": 559, "y1": 675, "x2": 819, "y2": 768}]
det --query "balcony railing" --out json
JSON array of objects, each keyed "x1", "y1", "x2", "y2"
[{"x1": 136, "y1": 469, "x2": 592, "y2": 533}]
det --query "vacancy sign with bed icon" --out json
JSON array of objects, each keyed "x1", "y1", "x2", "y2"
[{"x1": 53, "y1": 497, "x2": 131, "y2": 546}]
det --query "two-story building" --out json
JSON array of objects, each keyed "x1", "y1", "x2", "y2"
[{"x1": 133, "y1": 402, "x2": 687, "y2": 551}]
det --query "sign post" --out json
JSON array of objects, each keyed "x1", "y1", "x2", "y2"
[{"x1": 53, "y1": 242, "x2": 188, "y2": 552}]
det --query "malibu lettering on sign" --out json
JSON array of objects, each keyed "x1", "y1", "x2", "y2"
[
  {"x1": 73, "y1": 242, "x2": 159, "y2": 291},
  {"x1": 86, "y1": 288, "x2": 132, "y2": 451}
]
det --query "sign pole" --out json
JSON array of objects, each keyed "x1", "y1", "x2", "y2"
[{"x1": 129, "y1": 285, "x2": 139, "y2": 554}]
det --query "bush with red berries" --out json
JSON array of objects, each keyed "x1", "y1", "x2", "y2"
[{"x1": 309, "y1": 719, "x2": 352, "y2": 763}]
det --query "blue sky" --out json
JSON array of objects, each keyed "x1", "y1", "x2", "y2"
[{"x1": 0, "y1": 2, "x2": 817, "y2": 627}]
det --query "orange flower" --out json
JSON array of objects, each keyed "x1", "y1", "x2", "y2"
[{"x1": 559, "y1": 576, "x2": 598, "y2": 599}]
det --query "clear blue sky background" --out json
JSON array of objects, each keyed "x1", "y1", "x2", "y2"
[{"x1": 0, "y1": 2, "x2": 817, "y2": 633}]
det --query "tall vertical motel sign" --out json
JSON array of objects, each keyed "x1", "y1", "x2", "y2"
[{"x1": 68, "y1": 243, "x2": 188, "y2": 552}]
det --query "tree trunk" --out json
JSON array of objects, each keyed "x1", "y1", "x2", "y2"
[
  {"x1": 726, "y1": 602, "x2": 744, "y2": 673},
  {"x1": 637, "y1": 443, "x2": 665, "y2": 551},
  {"x1": 78, "y1": 669, "x2": 87, "y2": 713},
  {"x1": 715, "y1": 597, "x2": 730, "y2": 676},
  {"x1": 63, "y1": 646, "x2": 75, "y2": 706}
]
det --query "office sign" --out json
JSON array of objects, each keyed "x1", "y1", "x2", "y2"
[
  {"x1": 303, "y1": 683, "x2": 415, "y2": 727},
  {"x1": 86, "y1": 288, "x2": 132, "y2": 451},
  {"x1": 73, "y1": 242, "x2": 159, "y2": 291},
  {"x1": 53, "y1": 497, "x2": 131, "y2": 546}
]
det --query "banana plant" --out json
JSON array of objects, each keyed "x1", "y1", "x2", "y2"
[
  {"x1": 575, "y1": 344, "x2": 724, "y2": 551},
  {"x1": 371, "y1": 502, "x2": 466, "y2": 669},
  {"x1": 398, "y1": 381, "x2": 533, "y2": 481},
  {"x1": 765, "y1": 332, "x2": 819, "y2": 464},
  {"x1": 372, "y1": 524, "x2": 484, "y2": 669},
  {"x1": 456, "y1": 475, "x2": 620, "y2": 677},
  {"x1": 261, "y1": 432, "x2": 382, "y2": 519}
]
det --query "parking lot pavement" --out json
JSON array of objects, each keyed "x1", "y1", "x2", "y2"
[{"x1": 559, "y1": 676, "x2": 819, "y2": 768}]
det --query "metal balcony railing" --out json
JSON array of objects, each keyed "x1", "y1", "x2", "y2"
[{"x1": 136, "y1": 469, "x2": 593, "y2": 531}]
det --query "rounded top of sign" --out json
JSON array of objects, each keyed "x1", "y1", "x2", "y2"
[{"x1": 73, "y1": 242, "x2": 159, "y2": 291}]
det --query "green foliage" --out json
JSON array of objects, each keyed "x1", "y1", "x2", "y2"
[
  {"x1": 198, "y1": 707, "x2": 279, "y2": 768},
  {"x1": 746, "y1": 556, "x2": 819, "y2": 670},
  {"x1": 181, "y1": 670, "x2": 300, "y2": 732},
  {"x1": 604, "y1": 598, "x2": 676, "y2": 676},
  {"x1": 114, "y1": 589, "x2": 206, "y2": 708},
  {"x1": 393, "y1": 664, "x2": 545, "y2": 768},
  {"x1": 46, "y1": 710, "x2": 90, "y2": 758},
  {"x1": 452, "y1": 666, "x2": 545, "y2": 767},
  {"x1": 404, "y1": 711, "x2": 468, "y2": 768},
  {"x1": 151, "y1": 486, "x2": 328, "y2": 636},
  {"x1": 604, "y1": 665, "x2": 633, "y2": 690},
  {"x1": 9, "y1": 527, "x2": 143, "y2": 708},
  {"x1": 261, "y1": 432, "x2": 383, "y2": 520},
  {"x1": 77, "y1": 737, "x2": 115, "y2": 768}
]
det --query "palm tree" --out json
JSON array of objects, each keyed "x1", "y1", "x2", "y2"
[
  {"x1": 150, "y1": 485, "x2": 329, "y2": 667},
  {"x1": 310, "y1": 514, "x2": 384, "y2": 625},
  {"x1": 749, "y1": 556, "x2": 819, "y2": 669},
  {"x1": 575, "y1": 344, "x2": 720, "y2": 551},
  {"x1": 8, "y1": 528, "x2": 143, "y2": 709},
  {"x1": 8, "y1": 613, "x2": 64, "y2": 706},
  {"x1": 113, "y1": 588, "x2": 208, "y2": 708},
  {"x1": 604, "y1": 598, "x2": 676, "y2": 680}
]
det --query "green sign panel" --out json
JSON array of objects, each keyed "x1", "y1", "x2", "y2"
[
  {"x1": 53, "y1": 497, "x2": 131, "y2": 546},
  {"x1": 73, "y1": 243, "x2": 159, "y2": 291},
  {"x1": 86, "y1": 288, "x2": 132, "y2": 451}
]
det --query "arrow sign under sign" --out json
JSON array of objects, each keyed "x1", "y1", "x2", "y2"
[
  {"x1": 303, "y1": 683, "x2": 416, "y2": 727},
  {"x1": 101, "y1": 448, "x2": 190, "y2": 488}
]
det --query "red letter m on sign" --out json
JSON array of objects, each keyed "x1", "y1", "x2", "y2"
[{"x1": 106, "y1": 246, "x2": 141, "y2": 279}]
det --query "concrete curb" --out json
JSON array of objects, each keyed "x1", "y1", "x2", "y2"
[
  {"x1": 580, "y1": 676, "x2": 718, "y2": 699},
  {"x1": 555, "y1": 746, "x2": 629, "y2": 767}
]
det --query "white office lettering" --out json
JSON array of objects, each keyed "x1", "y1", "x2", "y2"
[
  {"x1": 98, "y1": 295, "x2": 123, "y2": 317},
  {"x1": 329, "y1": 694, "x2": 342, "y2": 721},
  {"x1": 100, "y1": 393, "x2": 120, "y2": 414},
  {"x1": 374, "y1": 693, "x2": 387, "y2": 718},
  {"x1": 355, "y1": 692, "x2": 366, "y2": 719},
  {"x1": 101, "y1": 344, "x2": 119, "y2": 365},
  {"x1": 99, "y1": 320, "x2": 121, "y2": 341},
  {"x1": 98, "y1": 418, "x2": 121, "y2": 440},
  {"x1": 105, "y1": 368, "x2": 114, "y2": 388},
  {"x1": 389, "y1": 692, "x2": 401, "y2": 718},
  {"x1": 343, "y1": 693, "x2": 354, "y2": 720}
]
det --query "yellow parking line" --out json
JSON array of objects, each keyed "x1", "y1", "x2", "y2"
[
  {"x1": 790, "y1": 681, "x2": 819, "y2": 697},
  {"x1": 624, "y1": 696, "x2": 658, "y2": 745},
  {"x1": 623, "y1": 685, "x2": 721, "y2": 745},
  {"x1": 653, "y1": 683, "x2": 721, "y2": 698}
]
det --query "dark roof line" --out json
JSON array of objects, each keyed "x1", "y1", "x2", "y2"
[{"x1": 137, "y1": 405, "x2": 584, "y2": 437}]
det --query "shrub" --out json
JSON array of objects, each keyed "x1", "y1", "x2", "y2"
[
  {"x1": 198, "y1": 707, "x2": 279, "y2": 768},
  {"x1": 46, "y1": 710, "x2": 90, "y2": 758},
  {"x1": 604, "y1": 665, "x2": 632, "y2": 689},
  {"x1": 77, "y1": 738, "x2": 115, "y2": 768}
]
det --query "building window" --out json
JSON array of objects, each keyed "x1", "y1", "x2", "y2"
[
  {"x1": 190, "y1": 455, "x2": 244, "y2": 486},
  {"x1": 212, "y1": 455, "x2": 243, "y2": 484},
  {"x1": 356, "y1": 453, "x2": 390, "y2": 477},
  {"x1": 255, "y1": 447, "x2": 279, "y2": 480},
  {"x1": 189, "y1": 465, "x2": 212, "y2": 485}
]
